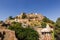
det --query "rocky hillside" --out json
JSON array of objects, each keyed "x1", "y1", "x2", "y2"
[
  {"x1": 0, "y1": 13, "x2": 55, "y2": 40},
  {"x1": 5, "y1": 13, "x2": 54, "y2": 28},
  {"x1": 0, "y1": 24, "x2": 17, "y2": 40},
  {"x1": 5, "y1": 13, "x2": 45, "y2": 28}
]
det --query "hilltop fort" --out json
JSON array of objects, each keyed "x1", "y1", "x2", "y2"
[{"x1": 0, "y1": 13, "x2": 54, "y2": 40}]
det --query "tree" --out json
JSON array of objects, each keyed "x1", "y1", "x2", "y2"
[
  {"x1": 15, "y1": 28, "x2": 39, "y2": 40},
  {"x1": 41, "y1": 22, "x2": 46, "y2": 28},
  {"x1": 8, "y1": 22, "x2": 39, "y2": 40},
  {"x1": 55, "y1": 17, "x2": 60, "y2": 40},
  {"x1": 8, "y1": 16, "x2": 14, "y2": 20},
  {"x1": 56, "y1": 17, "x2": 60, "y2": 26},
  {"x1": 22, "y1": 13, "x2": 27, "y2": 19},
  {"x1": 0, "y1": 21, "x2": 3, "y2": 24}
]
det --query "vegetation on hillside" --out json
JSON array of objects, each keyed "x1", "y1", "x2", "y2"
[
  {"x1": 8, "y1": 16, "x2": 14, "y2": 20},
  {"x1": 8, "y1": 22, "x2": 39, "y2": 40},
  {"x1": 55, "y1": 17, "x2": 60, "y2": 40},
  {"x1": 42, "y1": 16, "x2": 55, "y2": 24}
]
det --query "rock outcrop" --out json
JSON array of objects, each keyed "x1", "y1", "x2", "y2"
[{"x1": 0, "y1": 26, "x2": 17, "y2": 40}]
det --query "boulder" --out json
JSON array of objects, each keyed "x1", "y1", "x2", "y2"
[{"x1": 0, "y1": 26, "x2": 17, "y2": 40}]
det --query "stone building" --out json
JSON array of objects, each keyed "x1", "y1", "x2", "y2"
[
  {"x1": 41, "y1": 24, "x2": 53, "y2": 40},
  {"x1": 34, "y1": 24, "x2": 54, "y2": 40}
]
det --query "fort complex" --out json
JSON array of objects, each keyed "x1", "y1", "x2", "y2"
[{"x1": 0, "y1": 13, "x2": 54, "y2": 40}]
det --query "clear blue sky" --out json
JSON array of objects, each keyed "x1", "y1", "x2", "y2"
[{"x1": 0, "y1": 0, "x2": 60, "y2": 22}]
